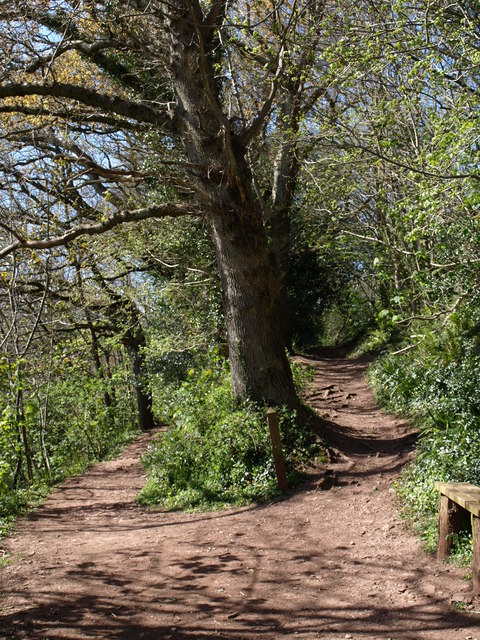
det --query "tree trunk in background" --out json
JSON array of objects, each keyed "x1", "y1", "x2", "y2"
[
  {"x1": 90, "y1": 262, "x2": 157, "y2": 432},
  {"x1": 88, "y1": 323, "x2": 113, "y2": 409},
  {"x1": 16, "y1": 387, "x2": 33, "y2": 483},
  {"x1": 270, "y1": 94, "x2": 302, "y2": 351},
  {"x1": 123, "y1": 329, "x2": 156, "y2": 432}
]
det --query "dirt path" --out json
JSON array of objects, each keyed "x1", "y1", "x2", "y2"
[{"x1": 1, "y1": 351, "x2": 480, "y2": 640}]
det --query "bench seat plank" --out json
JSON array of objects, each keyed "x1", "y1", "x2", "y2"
[{"x1": 434, "y1": 482, "x2": 480, "y2": 518}]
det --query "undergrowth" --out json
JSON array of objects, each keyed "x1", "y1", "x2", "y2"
[
  {"x1": 0, "y1": 425, "x2": 139, "y2": 539},
  {"x1": 138, "y1": 355, "x2": 322, "y2": 511},
  {"x1": 368, "y1": 311, "x2": 480, "y2": 559},
  {"x1": 0, "y1": 365, "x2": 139, "y2": 539}
]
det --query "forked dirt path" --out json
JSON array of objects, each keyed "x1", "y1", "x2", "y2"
[{"x1": 1, "y1": 350, "x2": 480, "y2": 639}]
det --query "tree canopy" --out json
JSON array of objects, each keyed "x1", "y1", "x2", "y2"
[{"x1": 1, "y1": 0, "x2": 480, "y2": 526}]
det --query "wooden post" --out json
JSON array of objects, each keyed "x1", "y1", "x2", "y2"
[
  {"x1": 472, "y1": 515, "x2": 480, "y2": 595},
  {"x1": 437, "y1": 494, "x2": 463, "y2": 560},
  {"x1": 267, "y1": 408, "x2": 288, "y2": 493}
]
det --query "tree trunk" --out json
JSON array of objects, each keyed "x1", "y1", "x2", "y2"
[
  {"x1": 269, "y1": 200, "x2": 292, "y2": 351},
  {"x1": 270, "y1": 93, "x2": 302, "y2": 351},
  {"x1": 209, "y1": 209, "x2": 296, "y2": 407},
  {"x1": 167, "y1": 2, "x2": 297, "y2": 406},
  {"x1": 16, "y1": 387, "x2": 33, "y2": 483},
  {"x1": 88, "y1": 322, "x2": 113, "y2": 409},
  {"x1": 123, "y1": 330, "x2": 156, "y2": 431}
]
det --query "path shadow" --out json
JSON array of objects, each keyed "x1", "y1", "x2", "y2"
[
  {"x1": 311, "y1": 413, "x2": 418, "y2": 457},
  {"x1": 299, "y1": 344, "x2": 375, "y2": 363},
  {"x1": 297, "y1": 347, "x2": 418, "y2": 460},
  {"x1": 1, "y1": 542, "x2": 477, "y2": 640}
]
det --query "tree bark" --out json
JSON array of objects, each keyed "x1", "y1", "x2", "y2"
[
  {"x1": 270, "y1": 94, "x2": 298, "y2": 351},
  {"x1": 16, "y1": 387, "x2": 33, "y2": 483},
  {"x1": 88, "y1": 322, "x2": 113, "y2": 410},
  {"x1": 167, "y1": 2, "x2": 297, "y2": 406},
  {"x1": 209, "y1": 209, "x2": 296, "y2": 406},
  {"x1": 473, "y1": 515, "x2": 480, "y2": 595},
  {"x1": 122, "y1": 329, "x2": 156, "y2": 431}
]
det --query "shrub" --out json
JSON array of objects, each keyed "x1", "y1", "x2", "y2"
[
  {"x1": 0, "y1": 353, "x2": 139, "y2": 538},
  {"x1": 369, "y1": 315, "x2": 480, "y2": 556},
  {"x1": 138, "y1": 355, "x2": 321, "y2": 510}
]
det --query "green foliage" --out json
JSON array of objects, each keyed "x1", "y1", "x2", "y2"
[
  {"x1": 288, "y1": 175, "x2": 379, "y2": 348},
  {"x1": 139, "y1": 218, "x2": 225, "y2": 388},
  {"x1": 138, "y1": 354, "x2": 321, "y2": 511},
  {"x1": 350, "y1": 327, "x2": 393, "y2": 357},
  {"x1": 290, "y1": 358, "x2": 315, "y2": 399},
  {"x1": 288, "y1": 248, "x2": 352, "y2": 347},
  {"x1": 43, "y1": 370, "x2": 137, "y2": 474},
  {"x1": 0, "y1": 342, "x2": 139, "y2": 539},
  {"x1": 369, "y1": 311, "x2": 480, "y2": 559},
  {"x1": 446, "y1": 531, "x2": 474, "y2": 569},
  {"x1": 0, "y1": 483, "x2": 51, "y2": 539}
]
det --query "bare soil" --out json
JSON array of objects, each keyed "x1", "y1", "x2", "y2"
[{"x1": 1, "y1": 349, "x2": 480, "y2": 640}]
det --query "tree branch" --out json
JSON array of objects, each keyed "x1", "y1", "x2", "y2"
[
  {"x1": 206, "y1": 0, "x2": 227, "y2": 26},
  {"x1": 340, "y1": 229, "x2": 415, "y2": 256},
  {"x1": 0, "y1": 202, "x2": 195, "y2": 259},
  {"x1": 239, "y1": 43, "x2": 285, "y2": 145},
  {"x1": 24, "y1": 39, "x2": 123, "y2": 74},
  {"x1": 0, "y1": 104, "x2": 151, "y2": 131},
  {"x1": 0, "y1": 82, "x2": 169, "y2": 127}
]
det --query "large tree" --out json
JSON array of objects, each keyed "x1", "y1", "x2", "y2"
[{"x1": 0, "y1": 0, "x2": 331, "y2": 406}]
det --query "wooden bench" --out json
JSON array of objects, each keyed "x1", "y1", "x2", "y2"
[{"x1": 435, "y1": 482, "x2": 480, "y2": 594}]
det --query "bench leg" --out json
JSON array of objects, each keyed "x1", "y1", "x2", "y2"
[
  {"x1": 438, "y1": 494, "x2": 463, "y2": 560},
  {"x1": 473, "y1": 516, "x2": 480, "y2": 595}
]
